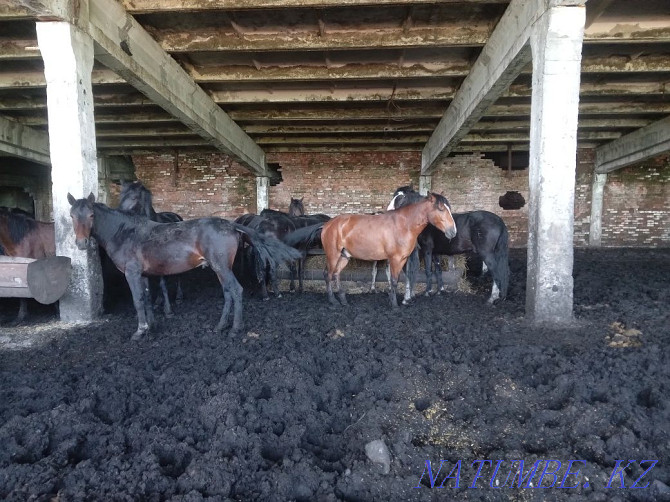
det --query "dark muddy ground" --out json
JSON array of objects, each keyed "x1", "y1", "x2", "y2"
[{"x1": 1, "y1": 248, "x2": 669, "y2": 501}]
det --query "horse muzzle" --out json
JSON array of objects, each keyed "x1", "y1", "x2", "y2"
[
  {"x1": 444, "y1": 227, "x2": 457, "y2": 239},
  {"x1": 75, "y1": 238, "x2": 90, "y2": 250}
]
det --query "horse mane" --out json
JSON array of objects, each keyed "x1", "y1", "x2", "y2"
[
  {"x1": 92, "y1": 202, "x2": 151, "y2": 243},
  {"x1": 0, "y1": 210, "x2": 38, "y2": 245},
  {"x1": 430, "y1": 192, "x2": 452, "y2": 210}
]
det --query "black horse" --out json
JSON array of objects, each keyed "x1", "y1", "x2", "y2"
[
  {"x1": 119, "y1": 181, "x2": 184, "y2": 316},
  {"x1": 388, "y1": 186, "x2": 509, "y2": 303},
  {"x1": 68, "y1": 193, "x2": 301, "y2": 340},
  {"x1": 234, "y1": 212, "x2": 294, "y2": 300}
]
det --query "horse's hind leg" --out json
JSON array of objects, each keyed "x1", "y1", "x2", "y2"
[
  {"x1": 268, "y1": 263, "x2": 282, "y2": 299},
  {"x1": 175, "y1": 276, "x2": 184, "y2": 304},
  {"x1": 482, "y1": 255, "x2": 500, "y2": 304},
  {"x1": 159, "y1": 277, "x2": 174, "y2": 317},
  {"x1": 333, "y1": 252, "x2": 350, "y2": 306},
  {"x1": 143, "y1": 277, "x2": 156, "y2": 328},
  {"x1": 214, "y1": 268, "x2": 244, "y2": 335},
  {"x1": 12, "y1": 298, "x2": 28, "y2": 324}
]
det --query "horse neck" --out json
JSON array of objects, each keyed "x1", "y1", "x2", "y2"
[
  {"x1": 397, "y1": 198, "x2": 432, "y2": 238},
  {"x1": 92, "y1": 203, "x2": 140, "y2": 249}
]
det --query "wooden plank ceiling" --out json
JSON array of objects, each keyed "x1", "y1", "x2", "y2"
[{"x1": 0, "y1": 0, "x2": 669, "y2": 156}]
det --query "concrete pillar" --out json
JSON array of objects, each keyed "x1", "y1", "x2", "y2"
[
  {"x1": 419, "y1": 175, "x2": 432, "y2": 196},
  {"x1": 256, "y1": 176, "x2": 269, "y2": 213},
  {"x1": 526, "y1": 6, "x2": 585, "y2": 324},
  {"x1": 37, "y1": 22, "x2": 103, "y2": 323},
  {"x1": 97, "y1": 157, "x2": 112, "y2": 206},
  {"x1": 588, "y1": 173, "x2": 607, "y2": 247}
]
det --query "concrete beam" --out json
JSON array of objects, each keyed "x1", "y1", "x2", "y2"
[
  {"x1": 0, "y1": 114, "x2": 50, "y2": 164},
  {"x1": 17, "y1": 0, "x2": 268, "y2": 176},
  {"x1": 86, "y1": 0, "x2": 267, "y2": 176},
  {"x1": 595, "y1": 115, "x2": 670, "y2": 173},
  {"x1": 119, "y1": 0, "x2": 507, "y2": 15},
  {"x1": 420, "y1": 0, "x2": 584, "y2": 174}
]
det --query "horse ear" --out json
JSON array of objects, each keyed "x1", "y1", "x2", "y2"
[
  {"x1": 300, "y1": 197, "x2": 304, "y2": 202},
  {"x1": 67, "y1": 193, "x2": 76, "y2": 206},
  {"x1": 87, "y1": 192, "x2": 96, "y2": 203}
]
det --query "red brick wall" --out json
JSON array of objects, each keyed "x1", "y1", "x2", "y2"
[
  {"x1": 121, "y1": 153, "x2": 256, "y2": 219},
  {"x1": 124, "y1": 149, "x2": 669, "y2": 248},
  {"x1": 431, "y1": 153, "x2": 529, "y2": 247},
  {"x1": 600, "y1": 153, "x2": 670, "y2": 247},
  {"x1": 267, "y1": 152, "x2": 418, "y2": 215}
]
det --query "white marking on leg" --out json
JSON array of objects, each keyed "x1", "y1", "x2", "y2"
[
  {"x1": 371, "y1": 261, "x2": 377, "y2": 292},
  {"x1": 482, "y1": 262, "x2": 489, "y2": 274},
  {"x1": 403, "y1": 281, "x2": 411, "y2": 304},
  {"x1": 488, "y1": 281, "x2": 500, "y2": 304}
]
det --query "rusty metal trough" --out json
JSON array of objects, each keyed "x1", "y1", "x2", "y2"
[{"x1": 0, "y1": 256, "x2": 72, "y2": 305}]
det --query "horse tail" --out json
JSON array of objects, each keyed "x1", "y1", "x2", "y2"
[
  {"x1": 492, "y1": 223, "x2": 510, "y2": 300},
  {"x1": 233, "y1": 223, "x2": 302, "y2": 283},
  {"x1": 282, "y1": 223, "x2": 324, "y2": 250}
]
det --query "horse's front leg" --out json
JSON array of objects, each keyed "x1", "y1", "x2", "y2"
[
  {"x1": 388, "y1": 258, "x2": 403, "y2": 308},
  {"x1": 143, "y1": 276, "x2": 156, "y2": 328},
  {"x1": 435, "y1": 256, "x2": 445, "y2": 293},
  {"x1": 298, "y1": 255, "x2": 305, "y2": 293},
  {"x1": 125, "y1": 266, "x2": 150, "y2": 341},
  {"x1": 370, "y1": 261, "x2": 378, "y2": 293},
  {"x1": 424, "y1": 248, "x2": 433, "y2": 296}
]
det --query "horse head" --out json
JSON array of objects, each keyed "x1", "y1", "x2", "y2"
[
  {"x1": 426, "y1": 192, "x2": 457, "y2": 239},
  {"x1": 68, "y1": 192, "x2": 97, "y2": 250},
  {"x1": 289, "y1": 197, "x2": 305, "y2": 217},
  {"x1": 119, "y1": 181, "x2": 153, "y2": 218}
]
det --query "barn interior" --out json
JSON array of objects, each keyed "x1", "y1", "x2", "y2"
[{"x1": 0, "y1": 0, "x2": 669, "y2": 320}]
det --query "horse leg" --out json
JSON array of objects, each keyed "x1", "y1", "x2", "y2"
[
  {"x1": 159, "y1": 277, "x2": 174, "y2": 317},
  {"x1": 13, "y1": 298, "x2": 28, "y2": 324},
  {"x1": 370, "y1": 261, "x2": 378, "y2": 293},
  {"x1": 125, "y1": 267, "x2": 150, "y2": 341},
  {"x1": 214, "y1": 267, "x2": 244, "y2": 335},
  {"x1": 143, "y1": 276, "x2": 156, "y2": 328},
  {"x1": 388, "y1": 258, "x2": 403, "y2": 308},
  {"x1": 175, "y1": 276, "x2": 184, "y2": 304},
  {"x1": 331, "y1": 251, "x2": 350, "y2": 306},
  {"x1": 482, "y1": 255, "x2": 501, "y2": 304},
  {"x1": 298, "y1": 255, "x2": 305, "y2": 293},
  {"x1": 424, "y1": 247, "x2": 433, "y2": 296},
  {"x1": 269, "y1": 263, "x2": 282, "y2": 299},
  {"x1": 289, "y1": 261, "x2": 297, "y2": 292},
  {"x1": 434, "y1": 256, "x2": 445, "y2": 293}
]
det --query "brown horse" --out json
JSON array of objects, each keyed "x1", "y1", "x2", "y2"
[
  {"x1": 68, "y1": 193, "x2": 301, "y2": 340},
  {"x1": 0, "y1": 208, "x2": 56, "y2": 322},
  {"x1": 284, "y1": 193, "x2": 457, "y2": 307}
]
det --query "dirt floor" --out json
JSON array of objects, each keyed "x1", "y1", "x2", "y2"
[{"x1": 1, "y1": 247, "x2": 669, "y2": 501}]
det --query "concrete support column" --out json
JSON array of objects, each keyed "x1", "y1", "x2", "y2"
[
  {"x1": 37, "y1": 22, "x2": 103, "y2": 323},
  {"x1": 256, "y1": 176, "x2": 269, "y2": 213},
  {"x1": 526, "y1": 6, "x2": 585, "y2": 324},
  {"x1": 419, "y1": 175, "x2": 432, "y2": 196},
  {"x1": 588, "y1": 173, "x2": 607, "y2": 247}
]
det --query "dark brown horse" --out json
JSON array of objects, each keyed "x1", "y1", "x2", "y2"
[
  {"x1": 118, "y1": 181, "x2": 184, "y2": 316},
  {"x1": 68, "y1": 193, "x2": 301, "y2": 340},
  {"x1": 284, "y1": 193, "x2": 457, "y2": 307},
  {"x1": 0, "y1": 208, "x2": 55, "y2": 322}
]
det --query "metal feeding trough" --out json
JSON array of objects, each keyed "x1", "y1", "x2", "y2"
[{"x1": 0, "y1": 256, "x2": 72, "y2": 304}]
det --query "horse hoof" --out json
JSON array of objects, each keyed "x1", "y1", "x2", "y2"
[
  {"x1": 131, "y1": 330, "x2": 146, "y2": 341},
  {"x1": 165, "y1": 312, "x2": 174, "y2": 318},
  {"x1": 276, "y1": 293, "x2": 282, "y2": 299},
  {"x1": 262, "y1": 297, "x2": 270, "y2": 302},
  {"x1": 402, "y1": 299, "x2": 409, "y2": 305}
]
